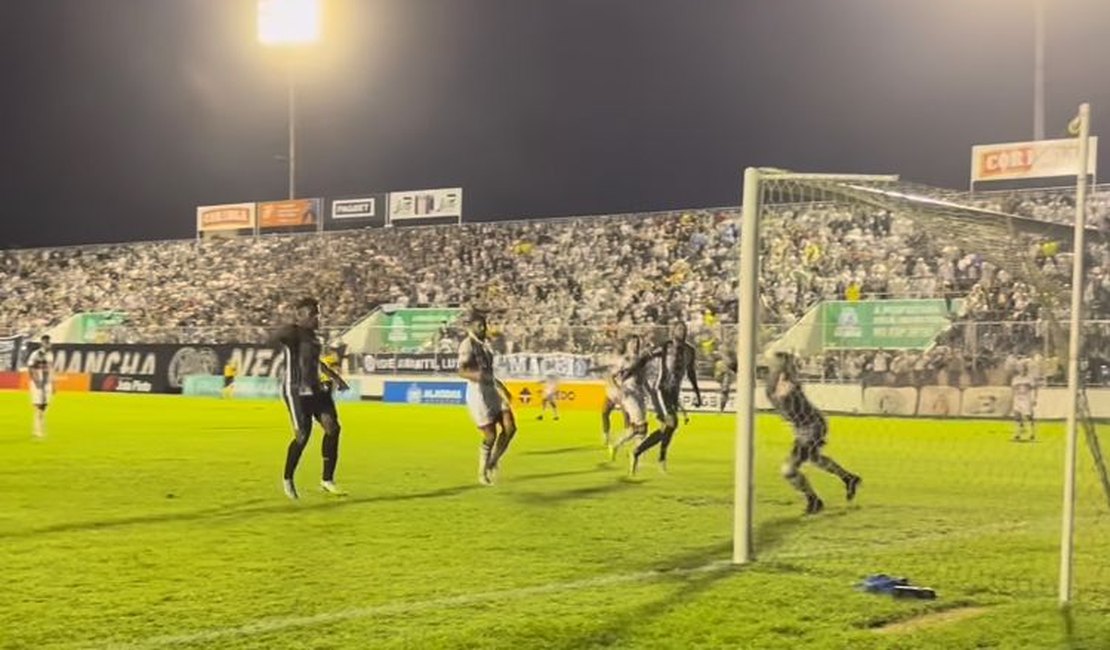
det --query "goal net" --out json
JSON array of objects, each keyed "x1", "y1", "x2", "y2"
[{"x1": 733, "y1": 167, "x2": 1110, "y2": 620}]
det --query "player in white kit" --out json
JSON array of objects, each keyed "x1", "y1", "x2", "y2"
[
  {"x1": 537, "y1": 374, "x2": 559, "y2": 421},
  {"x1": 1011, "y1": 361, "x2": 1038, "y2": 442},
  {"x1": 457, "y1": 313, "x2": 517, "y2": 485},
  {"x1": 607, "y1": 335, "x2": 651, "y2": 461},
  {"x1": 26, "y1": 335, "x2": 54, "y2": 439}
]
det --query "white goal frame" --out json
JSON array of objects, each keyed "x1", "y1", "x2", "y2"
[{"x1": 731, "y1": 104, "x2": 1091, "y2": 610}]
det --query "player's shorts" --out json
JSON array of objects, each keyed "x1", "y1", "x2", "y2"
[
  {"x1": 605, "y1": 383, "x2": 622, "y2": 406},
  {"x1": 790, "y1": 418, "x2": 829, "y2": 462},
  {"x1": 283, "y1": 391, "x2": 338, "y2": 442},
  {"x1": 1013, "y1": 398, "x2": 1034, "y2": 418},
  {"x1": 224, "y1": 376, "x2": 234, "y2": 388},
  {"x1": 30, "y1": 384, "x2": 52, "y2": 407},
  {"x1": 652, "y1": 386, "x2": 681, "y2": 422},
  {"x1": 466, "y1": 382, "x2": 508, "y2": 428},
  {"x1": 620, "y1": 387, "x2": 647, "y2": 426},
  {"x1": 542, "y1": 390, "x2": 558, "y2": 405}
]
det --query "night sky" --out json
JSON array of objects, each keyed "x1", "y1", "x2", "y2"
[{"x1": 2, "y1": 0, "x2": 1109, "y2": 248}]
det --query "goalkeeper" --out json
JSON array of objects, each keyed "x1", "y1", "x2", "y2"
[{"x1": 766, "y1": 352, "x2": 861, "y2": 515}]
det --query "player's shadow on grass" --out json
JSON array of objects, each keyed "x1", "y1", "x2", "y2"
[
  {"x1": 510, "y1": 466, "x2": 610, "y2": 483},
  {"x1": 511, "y1": 481, "x2": 633, "y2": 506},
  {"x1": 0, "y1": 484, "x2": 485, "y2": 540},
  {"x1": 521, "y1": 445, "x2": 598, "y2": 456},
  {"x1": 552, "y1": 544, "x2": 742, "y2": 650}
]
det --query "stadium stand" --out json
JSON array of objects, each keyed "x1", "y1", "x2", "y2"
[{"x1": 0, "y1": 186, "x2": 1107, "y2": 383}]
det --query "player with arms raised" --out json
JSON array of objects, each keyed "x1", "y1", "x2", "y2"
[
  {"x1": 1011, "y1": 361, "x2": 1038, "y2": 442},
  {"x1": 272, "y1": 298, "x2": 350, "y2": 500},
  {"x1": 458, "y1": 312, "x2": 517, "y2": 485},
  {"x1": 26, "y1": 335, "x2": 53, "y2": 439},
  {"x1": 767, "y1": 351, "x2": 861, "y2": 515},
  {"x1": 630, "y1": 322, "x2": 701, "y2": 475}
]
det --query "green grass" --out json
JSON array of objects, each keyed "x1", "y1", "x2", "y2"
[{"x1": 0, "y1": 392, "x2": 1108, "y2": 649}]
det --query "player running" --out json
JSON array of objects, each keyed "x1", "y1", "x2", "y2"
[
  {"x1": 271, "y1": 297, "x2": 350, "y2": 500},
  {"x1": 1011, "y1": 361, "x2": 1038, "y2": 442},
  {"x1": 607, "y1": 335, "x2": 651, "y2": 461},
  {"x1": 458, "y1": 312, "x2": 517, "y2": 486},
  {"x1": 767, "y1": 351, "x2": 861, "y2": 515},
  {"x1": 26, "y1": 335, "x2": 53, "y2": 439},
  {"x1": 537, "y1": 374, "x2": 560, "y2": 421},
  {"x1": 630, "y1": 322, "x2": 702, "y2": 475}
]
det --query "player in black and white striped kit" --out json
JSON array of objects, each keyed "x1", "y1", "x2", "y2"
[
  {"x1": 767, "y1": 352, "x2": 861, "y2": 515},
  {"x1": 271, "y1": 297, "x2": 350, "y2": 500},
  {"x1": 629, "y1": 322, "x2": 701, "y2": 475}
]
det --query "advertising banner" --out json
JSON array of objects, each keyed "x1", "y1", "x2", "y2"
[
  {"x1": 91, "y1": 373, "x2": 160, "y2": 394},
  {"x1": 257, "y1": 198, "x2": 321, "y2": 231},
  {"x1": 382, "y1": 380, "x2": 467, "y2": 405},
  {"x1": 822, "y1": 300, "x2": 952, "y2": 350},
  {"x1": 861, "y1": 387, "x2": 919, "y2": 416},
  {"x1": 197, "y1": 203, "x2": 256, "y2": 233},
  {"x1": 46, "y1": 343, "x2": 301, "y2": 394},
  {"x1": 0, "y1": 334, "x2": 26, "y2": 372},
  {"x1": 502, "y1": 380, "x2": 607, "y2": 411},
  {"x1": 388, "y1": 187, "x2": 463, "y2": 226},
  {"x1": 494, "y1": 353, "x2": 594, "y2": 380},
  {"x1": 971, "y1": 137, "x2": 1098, "y2": 183},
  {"x1": 361, "y1": 353, "x2": 457, "y2": 375},
  {"x1": 917, "y1": 386, "x2": 962, "y2": 417},
  {"x1": 18, "y1": 372, "x2": 91, "y2": 393},
  {"x1": 375, "y1": 308, "x2": 463, "y2": 353},
  {"x1": 960, "y1": 387, "x2": 1013, "y2": 418},
  {"x1": 327, "y1": 195, "x2": 388, "y2": 231}
]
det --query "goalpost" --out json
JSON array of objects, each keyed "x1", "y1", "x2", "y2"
[{"x1": 731, "y1": 103, "x2": 1104, "y2": 608}]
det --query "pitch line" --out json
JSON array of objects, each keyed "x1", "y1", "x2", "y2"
[{"x1": 95, "y1": 561, "x2": 735, "y2": 649}]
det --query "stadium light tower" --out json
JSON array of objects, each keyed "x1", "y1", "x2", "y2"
[
  {"x1": 258, "y1": 0, "x2": 322, "y2": 199},
  {"x1": 1034, "y1": 0, "x2": 1045, "y2": 140}
]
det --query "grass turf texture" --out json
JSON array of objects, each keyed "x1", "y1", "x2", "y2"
[{"x1": 0, "y1": 392, "x2": 1108, "y2": 649}]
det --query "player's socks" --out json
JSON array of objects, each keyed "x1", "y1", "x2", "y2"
[
  {"x1": 479, "y1": 442, "x2": 494, "y2": 485},
  {"x1": 284, "y1": 439, "x2": 306, "y2": 481},
  {"x1": 658, "y1": 459, "x2": 668, "y2": 474},
  {"x1": 805, "y1": 495, "x2": 824, "y2": 515},
  {"x1": 322, "y1": 432, "x2": 340, "y2": 484},
  {"x1": 629, "y1": 450, "x2": 641, "y2": 477},
  {"x1": 634, "y1": 430, "x2": 665, "y2": 457},
  {"x1": 813, "y1": 454, "x2": 852, "y2": 481},
  {"x1": 845, "y1": 475, "x2": 862, "y2": 501},
  {"x1": 283, "y1": 479, "x2": 299, "y2": 500}
]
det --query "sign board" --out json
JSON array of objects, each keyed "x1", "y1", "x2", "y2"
[{"x1": 971, "y1": 137, "x2": 1098, "y2": 184}]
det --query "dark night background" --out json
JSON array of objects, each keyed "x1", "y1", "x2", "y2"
[{"x1": 1, "y1": 0, "x2": 1109, "y2": 248}]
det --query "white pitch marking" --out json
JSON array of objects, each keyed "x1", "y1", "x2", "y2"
[{"x1": 94, "y1": 561, "x2": 735, "y2": 649}]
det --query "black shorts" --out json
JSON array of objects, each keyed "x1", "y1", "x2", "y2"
[
  {"x1": 652, "y1": 387, "x2": 681, "y2": 421},
  {"x1": 790, "y1": 419, "x2": 828, "y2": 463},
  {"x1": 284, "y1": 391, "x2": 338, "y2": 441},
  {"x1": 224, "y1": 376, "x2": 234, "y2": 387}
]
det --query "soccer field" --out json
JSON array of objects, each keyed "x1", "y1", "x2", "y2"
[{"x1": 1, "y1": 393, "x2": 1108, "y2": 649}]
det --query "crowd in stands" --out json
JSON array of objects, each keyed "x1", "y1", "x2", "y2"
[{"x1": 0, "y1": 185, "x2": 1108, "y2": 385}]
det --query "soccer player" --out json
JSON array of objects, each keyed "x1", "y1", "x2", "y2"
[
  {"x1": 457, "y1": 312, "x2": 517, "y2": 485},
  {"x1": 221, "y1": 359, "x2": 237, "y2": 399},
  {"x1": 600, "y1": 348, "x2": 632, "y2": 446},
  {"x1": 537, "y1": 374, "x2": 560, "y2": 421},
  {"x1": 271, "y1": 298, "x2": 350, "y2": 500},
  {"x1": 630, "y1": 322, "x2": 702, "y2": 475},
  {"x1": 1011, "y1": 361, "x2": 1037, "y2": 442},
  {"x1": 767, "y1": 351, "x2": 861, "y2": 515},
  {"x1": 26, "y1": 335, "x2": 53, "y2": 439},
  {"x1": 715, "y1": 355, "x2": 735, "y2": 413},
  {"x1": 607, "y1": 335, "x2": 651, "y2": 461}
]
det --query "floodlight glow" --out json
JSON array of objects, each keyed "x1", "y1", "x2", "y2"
[{"x1": 258, "y1": 0, "x2": 321, "y2": 46}]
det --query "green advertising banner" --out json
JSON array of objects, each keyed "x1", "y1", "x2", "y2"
[
  {"x1": 371, "y1": 308, "x2": 463, "y2": 353},
  {"x1": 821, "y1": 300, "x2": 953, "y2": 350}
]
